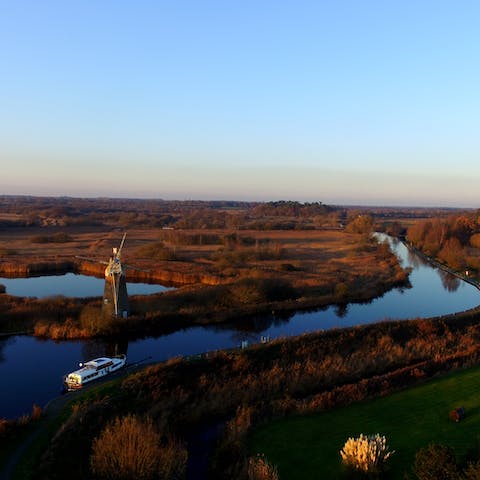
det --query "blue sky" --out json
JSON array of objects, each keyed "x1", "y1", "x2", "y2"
[{"x1": 1, "y1": 1, "x2": 480, "y2": 206}]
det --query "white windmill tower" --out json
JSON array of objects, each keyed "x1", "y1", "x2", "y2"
[{"x1": 102, "y1": 233, "x2": 130, "y2": 318}]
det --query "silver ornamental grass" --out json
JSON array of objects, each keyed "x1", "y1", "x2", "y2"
[{"x1": 340, "y1": 433, "x2": 395, "y2": 473}]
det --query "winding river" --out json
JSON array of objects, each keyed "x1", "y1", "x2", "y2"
[{"x1": 1, "y1": 236, "x2": 479, "y2": 419}]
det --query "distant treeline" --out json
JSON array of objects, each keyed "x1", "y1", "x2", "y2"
[
  {"x1": 1, "y1": 196, "x2": 340, "y2": 230},
  {"x1": 1, "y1": 195, "x2": 469, "y2": 233},
  {"x1": 250, "y1": 200, "x2": 333, "y2": 217}
]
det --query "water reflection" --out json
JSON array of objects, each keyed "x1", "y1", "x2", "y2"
[
  {"x1": 334, "y1": 303, "x2": 348, "y2": 318},
  {"x1": 0, "y1": 336, "x2": 14, "y2": 364},
  {"x1": 0, "y1": 273, "x2": 172, "y2": 298},
  {"x1": 438, "y1": 270, "x2": 461, "y2": 292},
  {"x1": 81, "y1": 337, "x2": 129, "y2": 361},
  {"x1": 406, "y1": 249, "x2": 430, "y2": 269},
  {"x1": 212, "y1": 311, "x2": 296, "y2": 335}
]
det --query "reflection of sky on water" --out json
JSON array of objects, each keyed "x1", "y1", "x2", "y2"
[
  {"x1": 0, "y1": 336, "x2": 85, "y2": 418},
  {"x1": 1, "y1": 235, "x2": 480, "y2": 419},
  {"x1": 0, "y1": 273, "x2": 171, "y2": 298}
]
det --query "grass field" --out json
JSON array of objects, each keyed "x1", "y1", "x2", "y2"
[{"x1": 249, "y1": 365, "x2": 480, "y2": 479}]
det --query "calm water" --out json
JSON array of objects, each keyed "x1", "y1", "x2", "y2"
[
  {"x1": 1, "y1": 236, "x2": 479, "y2": 419},
  {"x1": 0, "y1": 272, "x2": 172, "y2": 297}
]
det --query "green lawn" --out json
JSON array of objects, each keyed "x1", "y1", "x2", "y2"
[{"x1": 249, "y1": 366, "x2": 480, "y2": 479}]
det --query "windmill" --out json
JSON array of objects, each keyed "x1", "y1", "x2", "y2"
[
  {"x1": 103, "y1": 233, "x2": 129, "y2": 318},
  {"x1": 77, "y1": 233, "x2": 130, "y2": 318}
]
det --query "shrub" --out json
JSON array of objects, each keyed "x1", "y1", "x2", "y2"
[
  {"x1": 334, "y1": 282, "x2": 349, "y2": 301},
  {"x1": 413, "y1": 444, "x2": 459, "y2": 480},
  {"x1": 90, "y1": 414, "x2": 187, "y2": 480},
  {"x1": 30, "y1": 233, "x2": 73, "y2": 243},
  {"x1": 470, "y1": 233, "x2": 480, "y2": 249},
  {"x1": 463, "y1": 460, "x2": 480, "y2": 480},
  {"x1": 31, "y1": 403, "x2": 43, "y2": 420},
  {"x1": 345, "y1": 215, "x2": 374, "y2": 234},
  {"x1": 248, "y1": 454, "x2": 280, "y2": 480},
  {"x1": 228, "y1": 278, "x2": 297, "y2": 305},
  {"x1": 136, "y1": 241, "x2": 178, "y2": 261},
  {"x1": 340, "y1": 433, "x2": 394, "y2": 475}
]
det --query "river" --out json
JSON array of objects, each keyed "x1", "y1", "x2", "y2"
[{"x1": 1, "y1": 236, "x2": 479, "y2": 419}]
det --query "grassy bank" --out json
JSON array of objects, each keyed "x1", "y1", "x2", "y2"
[{"x1": 249, "y1": 364, "x2": 480, "y2": 479}]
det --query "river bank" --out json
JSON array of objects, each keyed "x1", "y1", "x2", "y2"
[{"x1": 402, "y1": 239, "x2": 480, "y2": 290}]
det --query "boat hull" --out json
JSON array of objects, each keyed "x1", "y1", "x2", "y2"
[{"x1": 64, "y1": 354, "x2": 126, "y2": 391}]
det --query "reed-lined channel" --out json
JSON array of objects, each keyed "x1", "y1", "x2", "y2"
[{"x1": 1, "y1": 235, "x2": 479, "y2": 419}]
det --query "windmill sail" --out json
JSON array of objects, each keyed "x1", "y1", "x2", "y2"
[{"x1": 102, "y1": 233, "x2": 129, "y2": 318}]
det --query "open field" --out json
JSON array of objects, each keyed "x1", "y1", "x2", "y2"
[
  {"x1": 249, "y1": 364, "x2": 480, "y2": 479},
  {"x1": 0, "y1": 226, "x2": 401, "y2": 287}
]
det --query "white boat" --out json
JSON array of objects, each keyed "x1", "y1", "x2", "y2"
[{"x1": 64, "y1": 354, "x2": 127, "y2": 390}]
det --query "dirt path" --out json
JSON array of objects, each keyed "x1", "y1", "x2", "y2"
[{"x1": 0, "y1": 392, "x2": 73, "y2": 480}]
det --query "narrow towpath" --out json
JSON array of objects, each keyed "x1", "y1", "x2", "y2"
[{"x1": 402, "y1": 240, "x2": 480, "y2": 290}]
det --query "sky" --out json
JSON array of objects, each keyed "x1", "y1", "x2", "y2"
[{"x1": 1, "y1": 1, "x2": 480, "y2": 207}]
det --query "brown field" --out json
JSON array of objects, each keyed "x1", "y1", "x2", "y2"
[{"x1": 0, "y1": 226, "x2": 400, "y2": 287}]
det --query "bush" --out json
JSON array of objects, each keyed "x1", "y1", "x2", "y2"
[
  {"x1": 90, "y1": 414, "x2": 187, "y2": 480},
  {"x1": 248, "y1": 454, "x2": 280, "y2": 480},
  {"x1": 463, "y1": 460, "x2": 480, "y2": 480},
  {"x1": 334, "y1": 282, "x2": 349, "y2": 302},
  {"x1": 340, "y1": 433, "x2": 394, "y2": 475},
  {"x1": 136, "y1": 241, "x2": 178, "y2": 261},
  {"x1": 413, "y1": 444, "x2": 459, "y2": 480},
  {"x1": 228, "y1": 278, "x2": 297, "y2": 305},
  {"x1": 30, "y1": 233, "x2": 73, "y2": 243}
]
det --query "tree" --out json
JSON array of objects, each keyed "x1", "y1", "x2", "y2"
[
  {"x1": 413, "y1": 444, "x2": 459, "y2": 480},
  {"x1": 438, "y1": 238, "x2": 465, "y2": 270},
  {"x1": 90, "y1": 415, "x2": 187, "y2": 480},
  {"x1": 345, "y1": 215, "x2": 374, "y2": 235}
]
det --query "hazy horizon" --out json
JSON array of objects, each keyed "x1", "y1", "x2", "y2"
[{"x1": 2, "y1": 2, "x2": 480, "y2": 208}]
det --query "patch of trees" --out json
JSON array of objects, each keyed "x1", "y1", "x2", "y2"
[
  {"x1": 345, "y1": 214, "x2": 374, "y2": 234},
  {"x1": 249, "y1": 201, "x2": 334, "y2": 218},
  {"x1": 407, "y1": 211, "x2": 480, "y2": 271}
]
